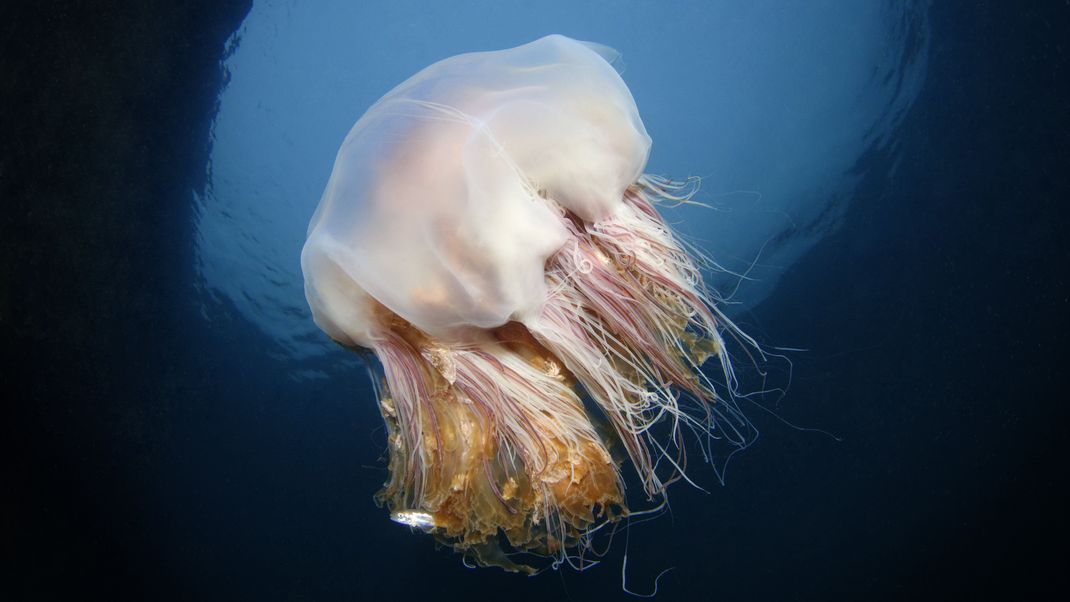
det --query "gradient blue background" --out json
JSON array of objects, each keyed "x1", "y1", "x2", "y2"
[{"x1": 4, "y1": 2, "x2": 1067, "y2": 600}]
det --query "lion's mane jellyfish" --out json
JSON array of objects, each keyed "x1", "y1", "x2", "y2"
[{"x1": 302, "y1": 35, "x2": 756, "y2": 573}]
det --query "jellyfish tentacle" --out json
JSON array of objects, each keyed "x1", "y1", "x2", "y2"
[
  {"x1": 522, "y1": 181, "x2": 759, "y2": 500},
  {"x1": 367, "y1": 305, "x2": 625, "y2": 573}
]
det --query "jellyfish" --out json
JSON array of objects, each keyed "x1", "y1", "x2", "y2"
[{"x1": 302, "y1": 34, "x2": 756, "y2": 573}]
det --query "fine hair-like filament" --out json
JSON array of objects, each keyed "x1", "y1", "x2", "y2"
[{"x1": 363, "y1": 176, "x2": 756, "y2": 573}]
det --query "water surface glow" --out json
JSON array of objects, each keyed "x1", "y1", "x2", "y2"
[{"x1": 196, "y1": 0, "x2": 930, "y2": 363}]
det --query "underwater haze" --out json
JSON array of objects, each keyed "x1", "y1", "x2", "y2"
[
  {"x1": 197, "y1": 0, "x2": 928, "y2": 362},
  {"x1": 5, "y1": 1, "x2": 1068, "y2": 601}
]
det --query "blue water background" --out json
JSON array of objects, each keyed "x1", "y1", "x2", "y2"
[
  {"x1": 7, "y1": 1, "x2": 1066, "y2": 600},
  {"x1": 180, "y1": 2, "x2": 1063, "y2": 599}
]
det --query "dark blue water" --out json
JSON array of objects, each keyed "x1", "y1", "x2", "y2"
[{"x1": 5, "y1": 2, "x2": 1067, "y2": 600}]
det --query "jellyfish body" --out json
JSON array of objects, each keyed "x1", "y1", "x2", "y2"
[{"x1": 302, "y1": 35, "x2": 752, "y2": 573}]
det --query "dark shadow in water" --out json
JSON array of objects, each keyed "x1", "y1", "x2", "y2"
[{"x1": 3, "y1": 1, "x2": 1067, "y2": 600}]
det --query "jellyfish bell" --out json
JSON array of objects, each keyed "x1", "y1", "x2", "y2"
[
  {"x1": 302, "y1": 34, "x2": 756, "y2": 573},
  {"x1": 305, "y1": 35, "x2": 650, "y2": 344}
]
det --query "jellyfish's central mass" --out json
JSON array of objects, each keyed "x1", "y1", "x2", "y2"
[{"x1": 301, "y1": 34, "x2": 751, "y2": 573}]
